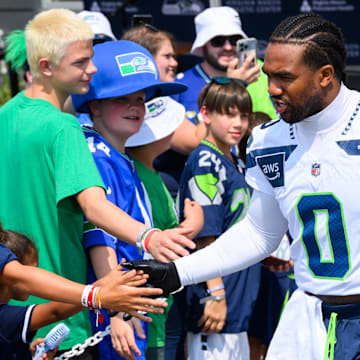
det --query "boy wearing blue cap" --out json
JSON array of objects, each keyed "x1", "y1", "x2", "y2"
[
  {"x1": 72, "y1": 40, "x2": 190, "y2": 360},
  {"x1": 0, "y1": 9, "x2": 193, "y2": 357}
]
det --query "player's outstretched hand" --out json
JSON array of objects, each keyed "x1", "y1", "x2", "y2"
[
  {"x1": 121, "y1": 260, "x2": 181, "y2": 298},
  {"x1": 227, "y1": 54, "x2": 261, "y2": 85},
  {"x1": 148, "y1": 228, "x2": 196, "y2": 262},
  {"x1": 99, "y1": 268, "x2": 167, "y2": 315}
]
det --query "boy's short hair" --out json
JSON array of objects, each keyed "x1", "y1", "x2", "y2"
[
  {"x1": 198, "y1": 77, "x2": 252, "y2": 114},
  {"x1": 25, "y1": 8, "x2": 93, "y2": 79}
]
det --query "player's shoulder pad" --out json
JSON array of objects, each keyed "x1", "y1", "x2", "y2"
[
  {"x1": 247, "y1": 118, "x2": 288, "y2": 151},
  {"x1": 246, "y1": 118, "x2": 298, "y2": 179}
]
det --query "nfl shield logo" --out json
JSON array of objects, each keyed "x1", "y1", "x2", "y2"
[{"x1": 311, "y1": 163, "x2": 320, "y2": 176}]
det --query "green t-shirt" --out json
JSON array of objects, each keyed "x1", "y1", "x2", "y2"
[
  {"x1": 247, "y1": 59, "x2": 278, "y2": 120},
  {"x1": 133, "y1": 159, "x2": 176, "y2": 348},
  {"x1": 0, "y1": 92, "x2": 105, "y2": 349},
  {"x1": 133, "y1": 159, "x2": 178, "y2": 231}
]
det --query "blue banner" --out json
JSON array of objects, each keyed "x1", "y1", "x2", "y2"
[{"x1": 84, "y1": 0, "x2": 360, "y2": 65}]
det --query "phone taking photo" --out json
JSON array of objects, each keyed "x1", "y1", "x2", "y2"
[
  {"x1": 236, "y1": 37, "x2": 257, "y2": 67},
  {"x1": 132, "y1": 14, "x2": 153, "y2": 28}
]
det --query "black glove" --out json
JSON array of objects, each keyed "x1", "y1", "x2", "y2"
[{"x1": 121, "y1": 259, "x2": 181, "y2": 297}]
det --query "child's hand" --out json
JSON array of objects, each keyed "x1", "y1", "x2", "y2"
[
  {"x1": 31, "y1": 338, "x2": 58, "y2": 360},
  {"x1": 227, "y1": 54, "x2": 261, "y2": 85},
  {"x1": 147, "y1": 228, "x2": 196, "y2": 262},
  {"x1": 110, "y1": 313, "x2": 146, "y2": 360},
  {"x1": 182, "y1": 198, "x2": 204, "y2": 238},
  {"x1": 198, "y1": 297, "x2": 227, "y2": 334},
  {"x1": 95, "y1": 262, "x2": 149, "y2": 288},
  {"x1": 99, "y1": 268, "x2": 168, "y2": 315}
]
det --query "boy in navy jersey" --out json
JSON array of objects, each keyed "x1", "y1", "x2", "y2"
[{"x1": 178, "y1": 77, "x2": 261, "y2": 359}]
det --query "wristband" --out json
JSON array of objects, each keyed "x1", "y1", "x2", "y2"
[
  {"x1": 136, "y1": 227, "x2": 151, "y2": 255},
  {"x1": 142, "y1": 228, "x2": 161, "y2": 253},
  {"x1": 81, "y1": 285, "x2": 101, "y2": 309},
  {"x1": 207, "y1": 284, "x2": 225, "y2": 294},
  {"x1": 199, "y1": 294, "x2": 225, "y2": 304},
  {"x1": 97, "y1": 289, "x2": 102, "y2": 309},
  {"x1": 81, "y1": 285, "x2": 93, "y2": 308},
  {"x1": 87, "y1": 286, "x2": 95, "y2": 309}
]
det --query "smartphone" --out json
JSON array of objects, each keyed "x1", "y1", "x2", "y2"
[
  {"x1": 132, "y1": 14, "x2": 153, "y2": 27},
  {"x1": 236, "y1": 37, "x2": 257, "y2": 67}
]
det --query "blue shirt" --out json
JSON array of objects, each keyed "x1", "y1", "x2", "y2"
[
  {"x1": 82, "y1": 127, "x2": 151, "y2": 360},
  {"x1": 0, "y1": 243, "x2": 17, "y2": 272},
  {"x1": 173, "y1": 64, "x2": 210, "y2": 124},
  {"x1": 0, "y1": 303, "x2": 36, "y2": 359},
  {"x1": 0, "y1": 244, "x2": 36, "y2": 359}
]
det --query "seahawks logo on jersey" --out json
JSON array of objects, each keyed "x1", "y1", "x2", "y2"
[
  {"x1": 188, "y1": 168, "x2": 226, "y2": 206},
  {"x1": 116, "y1": 52, "x2": 158, "y2": 79}
]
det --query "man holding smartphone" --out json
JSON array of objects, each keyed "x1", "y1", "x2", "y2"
[
  {"x1": 155, "y1": 6, "x2": 278, "y2": 198},
  {"x1": 173, "y1": 6, "x2": 277, "y2": 123}
]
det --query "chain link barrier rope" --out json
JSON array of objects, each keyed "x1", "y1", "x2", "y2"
[{"x1": 54, "y1": 326, "x2": 110, "y2": 359}]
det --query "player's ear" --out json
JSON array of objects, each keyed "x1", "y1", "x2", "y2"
[
  {"x1": 200, "y1": 105, "x2": 211, "y2": 126},
  {"x1": 318, "y1": 64, "x2": 334, "y2": 88}
]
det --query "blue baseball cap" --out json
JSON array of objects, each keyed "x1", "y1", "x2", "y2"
[{"x1": 72, "y1": 40, "x2": 188, "y2": 113}]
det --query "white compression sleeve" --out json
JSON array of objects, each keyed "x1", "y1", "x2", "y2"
[{"x1": 175, "y1": 189, "x2": 289, "y2": 286}]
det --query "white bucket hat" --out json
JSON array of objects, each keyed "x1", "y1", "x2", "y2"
[
  {"x1": 78, "y1": 10, "x2": 116, "y2": 41},
  {"x1": 191, "y1": 6, "x2": 247, "y2": 57},
  {"x1": 126, "y1": 97, "x2": 185, "y2": 147}
]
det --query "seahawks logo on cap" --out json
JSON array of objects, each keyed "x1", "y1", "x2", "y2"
[
  {"x1": 115, "y1": 52, "x2": 158, "y2": 79},
  {"x1": 147, "y1": 98, "x2": 165, "y2": 118}
]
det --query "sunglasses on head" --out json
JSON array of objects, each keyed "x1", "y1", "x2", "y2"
[
  {"x1": 200, "y1": 77, "x2": 247, "y2": 106},
  {"x1": 143, "y1": 22, "x2": 160, "y2": 32},
  {"x1": 209, "y1": 35, "x2": 243, "y2": 47},
  {"x1": 211, "y1": 76, "x2": 247, "y2": 86}
]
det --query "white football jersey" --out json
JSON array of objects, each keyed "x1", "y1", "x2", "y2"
[{"x1": 246, "y1": 84, "x2": 360, "y2": 295}]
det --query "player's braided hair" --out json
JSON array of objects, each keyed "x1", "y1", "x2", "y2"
[{"x1": 269, "y1": 12, "x2": 346, "y2": 81}]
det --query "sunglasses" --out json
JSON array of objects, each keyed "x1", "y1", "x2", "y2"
[
  {"x1": 143, "y1": 23, "x2": 160, "y2": 32},
  {"x1": 211, "y1": 76, "x2": 247, "y2": 86},
  {"x1": 210, "y1": 35, "x2": 243, "y2": 48},
  {"x1": 200, "y1": 77, "x2": 247, "y2": 106}
]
